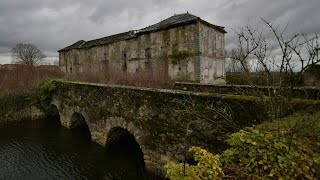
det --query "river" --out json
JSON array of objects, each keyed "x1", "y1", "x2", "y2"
[{"x1": 0, "y1": 116, "x2": 148, "y2": 180}]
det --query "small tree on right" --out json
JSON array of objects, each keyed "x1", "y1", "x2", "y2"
[{"x1": 228, "y1": 19, "x2": 320, "y2": 119}]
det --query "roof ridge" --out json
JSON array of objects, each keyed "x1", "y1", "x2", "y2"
[{"x1": 59, "y1": 13, "x2": 225, "y2": 52}]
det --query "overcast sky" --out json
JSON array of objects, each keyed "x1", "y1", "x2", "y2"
[{"x1": 0, "y1": 0, "x2": 319, "y2": 64}]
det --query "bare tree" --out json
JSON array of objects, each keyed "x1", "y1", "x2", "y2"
[
  {"x1": 225, "y1": 57, "x2": 248, "y2": 73},
  {"x1": 228, "y1": 19, "x2": 320, "y2": 119},
  {"x1": 11, "y1": 43, "x2": 46, "y2": 66}
]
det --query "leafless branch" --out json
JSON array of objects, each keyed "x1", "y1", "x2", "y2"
[{"x1": 11, "y1": 43, "x2": 46, "y2": 66}]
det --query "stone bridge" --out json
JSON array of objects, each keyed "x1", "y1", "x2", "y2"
[{"x1": 50, "y1": 81, "x2": 263, "y2": 175}]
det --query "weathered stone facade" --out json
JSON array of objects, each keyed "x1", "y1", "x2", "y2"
[{"x1": 58, "y1": 13, "x2": 227, "y2": 84}]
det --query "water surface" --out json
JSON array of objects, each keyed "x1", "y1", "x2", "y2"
[{"x1": 0, "y1": 116, "x2": 145, "y2": 180}]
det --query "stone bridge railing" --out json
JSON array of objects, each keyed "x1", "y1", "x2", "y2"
[{"x1": 50, "y1": 81, "x2": 268, "y2": 175}]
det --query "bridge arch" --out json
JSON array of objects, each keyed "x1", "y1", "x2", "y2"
[
  {"x1": 105, "y1": 117, "x2": 149, "y2": 170},
  {"x1": 46, "y1": 104, "x2": 61, "y2": 125},
  {"x1": 105, "y1": 127, "x2": 145, "y2": 170},
  {"x1": 70, "y1": 112, "x2": 91, "y2": 141},
  {"x1": 49, "y1": 104, "x2": 60, "y2": 116}
]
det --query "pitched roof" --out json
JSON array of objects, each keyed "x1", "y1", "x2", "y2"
[
  {"x1": 81, "y1": 31, "x2": 135, "y2": 49},
  {"x1": 58, "y1": 13, "x2": 226, "y2": 52},
  {"x1": 58, "y1": 40, "x2": 86, "y2": 52},
  {"x1": 136, "y1": 13, "x2": 199, "y2": 34},
  {"x1": 137, "y1": 13, "x2": 226, "y2": 34}
]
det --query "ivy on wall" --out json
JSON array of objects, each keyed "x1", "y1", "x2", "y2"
[{"x1": 169, "y1": 50, "x2": 193, "y2": 65}]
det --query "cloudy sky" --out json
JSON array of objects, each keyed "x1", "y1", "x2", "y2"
[{"x1": 0, "y1": 0, "x2": 319, "y2": 64}]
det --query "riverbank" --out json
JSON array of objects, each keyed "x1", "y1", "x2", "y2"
[{"x1": 0, "y1": 91, "x2": 45, "y2": 126}]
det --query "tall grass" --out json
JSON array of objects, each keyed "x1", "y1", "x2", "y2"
[
  {"x1": 0, "y1": 64, "x2": 174, "y2": 95},
  {"x1": 67, "y1": 64, "x2": 174, "y2": 88},
  {"x1": 0, "y1": 65, "x2": 64, "y2": 95}
]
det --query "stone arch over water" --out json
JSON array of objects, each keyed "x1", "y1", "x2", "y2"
[
  {"x1": 105, "y1": 117, "x2": 148, "y2": 172},
  {"x1": 48, "y1": 104, "x2": 61, "y2": 125},
  {"x1": 49, "y1": 104, "x2": 60, "y2": 116},
  {"x1": 70, "y1": 112, "x2": 91, "y2": 141}
]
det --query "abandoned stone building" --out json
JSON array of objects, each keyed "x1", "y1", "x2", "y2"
[{"x1": 58, "y1": 13, "x2": 226, "y2": 84}]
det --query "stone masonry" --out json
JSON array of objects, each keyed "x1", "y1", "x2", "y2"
[
  {"x1": 58, "y1": 13, "x2": 227, "y2": 84},
  {"x1": 50, "y1": 81, "x2": 267, "y2": 176}
]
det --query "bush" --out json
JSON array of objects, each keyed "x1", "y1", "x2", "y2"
[
  {"x1": 165, "y1": 111, "x2": 320, "y2": 179},
  {"x1": 222, "y1": 127, "x2": 317, "y2": 179},
  {"x1": 36, "y1": 79, "x2": 66, "y2": 112},
  {"x1": 165, "y1": 147, "x2": 224, "y2": 180}
]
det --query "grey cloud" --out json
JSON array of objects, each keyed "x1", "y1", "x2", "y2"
[{"x1": 0, "y1": 0, "x2": 319, "y2": 64}]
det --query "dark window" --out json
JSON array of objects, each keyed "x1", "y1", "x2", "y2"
[
  {"x1": 122, "y1": 52, "x2": 127, "y2": 71},
  {"x1": 104, "y1": 53, "x2": 107, "y2": 61},
  {"x1": 145, "y1": 48, "x2": 151, "y2": 58}
]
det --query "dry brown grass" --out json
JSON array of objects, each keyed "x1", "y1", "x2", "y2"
[
  {"x1": 0, "y1": 64, "x2": 64, "y2": 94},
  {"x1": 0, "y1": 64, "x2": 174, "y2": 95},
  {"x1": 67, "y1": 66, "x2": 174, "y2": 89}
]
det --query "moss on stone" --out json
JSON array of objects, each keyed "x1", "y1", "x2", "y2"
[{"x1": 169, "y1": 50, "x2": 193, "y2": 65}]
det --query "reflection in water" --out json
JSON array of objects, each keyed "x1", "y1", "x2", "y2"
[{"x1": 0, "y1": 116, "x2": 146, "y2": 180}]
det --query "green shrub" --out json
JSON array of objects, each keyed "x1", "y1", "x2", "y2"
[
  {"x1": 165, "y1": 111, "x2": 320, "y2": 179},
  {"x1": 169, "y1": 50, "x2": 192, "y2": 65},
  {"x1": 222, "y1": 127, "x2": 317, "y2": 179},
  {"x1": 165, "y1": 146, "x2": 224, "y2": 180},
  {"x1": 36, "y1": 79, "x2": 66, "y2": 112}
]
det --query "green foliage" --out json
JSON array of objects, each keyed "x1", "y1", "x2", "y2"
[
  {"x1": 0, "y1": 92, "x2": 34, "y2": 112},
  {"x1": 0, "y1": 91, "x2": 38, "y2": 125},
  {"x1": 0, "y1": 91, "x2": 35, "y2": 121},
  {"x1": 222, "y1": 127, "x2": 316, "y2": 179},
  {"x1": 169, "y1": 50, "x2": 192, "y2": 65},
  {"x1": 165, "y1": 146, "x2": 224, "y2": 180},
  {"x1": 165, "y1": 111, "x2": 320, "y2": 179},
  {"x1": 36, "y1": 79, "x2": 66, "y2": 112}
]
